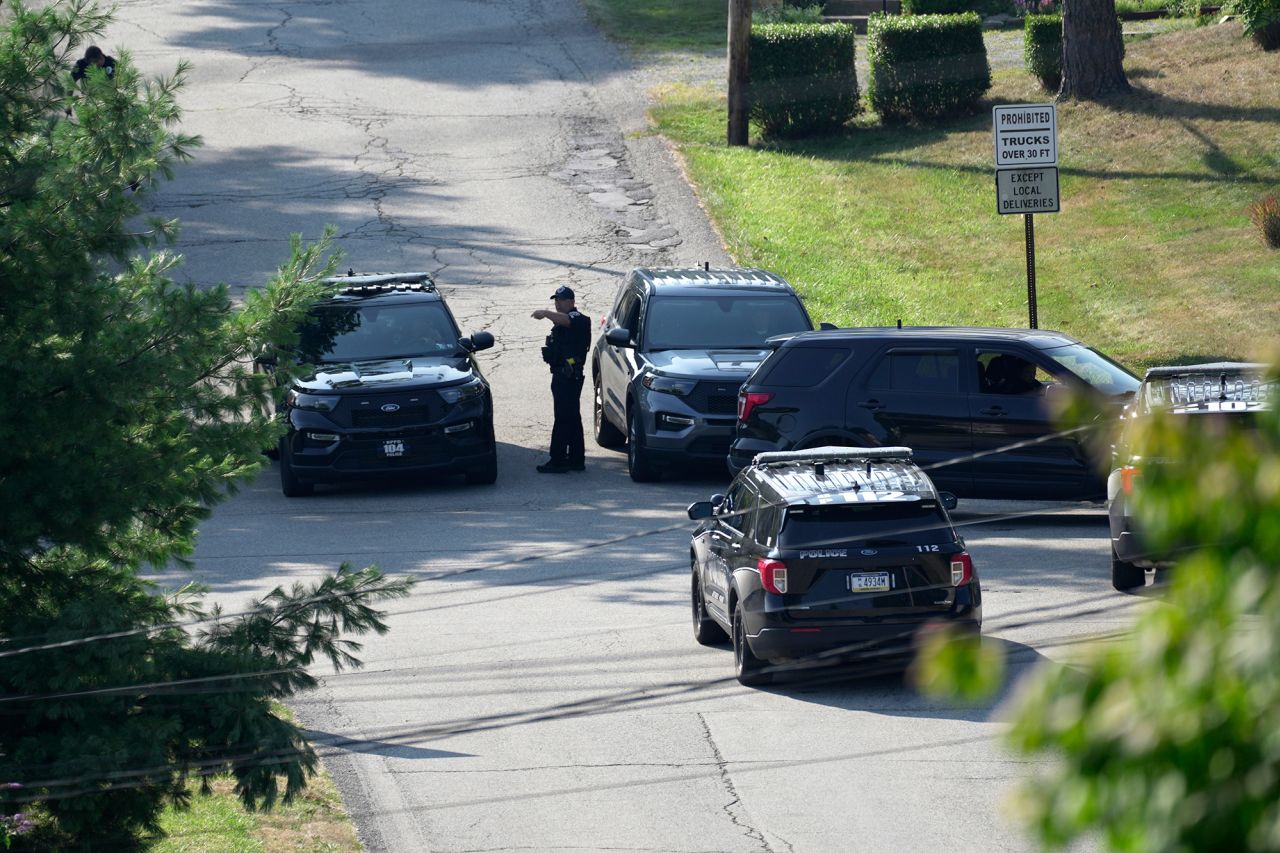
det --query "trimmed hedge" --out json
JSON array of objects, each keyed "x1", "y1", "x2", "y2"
[
  {"x1": 1024, "y1": 14, "x2": 1062, "y2": 91},
  {"x1": 866, "y1": 13, "x2": 991, "y2": 122},
  {"x1": 902, "y1": 0, "x2": 976, "y2": 14},
  {"x1": 749, "y1": 23, "x2": 860, "y2": 138}
]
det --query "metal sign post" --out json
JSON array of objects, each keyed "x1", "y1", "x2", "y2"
[{"x1": 993, "y1": 104, "x2": 1059, "y2": 329}]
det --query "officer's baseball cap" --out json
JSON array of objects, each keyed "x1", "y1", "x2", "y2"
[{"x1": 550, "y1": 285, "x2": 575, "y2": 301}]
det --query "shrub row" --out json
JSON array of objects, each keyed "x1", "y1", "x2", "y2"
[
  {"x1": 1238, "y1": 0, "x2": 1280, "y2": 49},
  {"x1": 749, "y1": 22, "x2": 860, "y2": 138},
  {"x1": 1023, "y1": 14, "x2": 1062, "y2": 91},
  {"x1": 866, "y1": 13, "x2": 991, "y2": 122}
]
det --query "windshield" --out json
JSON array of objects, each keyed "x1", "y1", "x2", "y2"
[
  {"x1": 644, "y1": 295, "x2": 810, "y2": 350},
  {"x1": 296, "y1": 303, "x2": 461, "y2": 363},
  {"x1": 780, "y1": 502, "x2": 953, "y2": 548},
  {"x1": 1043, "y1": 344, "x2": 1140, "y2": 396}
]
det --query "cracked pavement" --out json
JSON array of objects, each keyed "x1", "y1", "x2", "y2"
[{"x1": 114, "y1": 0, "x2": 1142, "y2": 850}]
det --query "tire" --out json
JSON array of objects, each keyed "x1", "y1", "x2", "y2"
[
  {"x1": 278, "y1": 439, "x2": 314, "y2": 497},
  {"x1": 594, "y1": 378, "x2": 625, "y2": 449},
  {"x1": 732, "y1": 602, "x2": 770, "y2": 687},
  {"x1": 1111, "y1": 546, "x2": 1145, "y2": 592},
  {"x1": 465, "y1": 451, "x2": 498, "y2": 485},
  {"x1": 627, "y1": 408, "x2": 660, "y2": 483},
  {"x1": 692, "y1": 571, "x2": 728, "y2": 646}
]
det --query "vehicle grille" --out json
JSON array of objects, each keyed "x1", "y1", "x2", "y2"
[
  {"x1": 351, "y1": 406, "x2": 433, "y2": 428},
  {"x1": 686, "y1": 381, "x2": 740, "y2": 416}
]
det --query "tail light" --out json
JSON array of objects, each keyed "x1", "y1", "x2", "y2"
[
  {"x1": 950, "y1": 552, "x2": 973, "y2": 587},
  {"x1": 758, "y1": 558, "x2": 788, "y2": 594},
  {"x1": 738, "y1": 391, "x2": 774, "y2": 423},
  {"x1": 1121, "y1": 465, "x2": 1140, "y2": 496}
]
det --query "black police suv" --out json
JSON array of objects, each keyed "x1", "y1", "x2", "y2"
[
  {"x1": 275, "y1": 273, "x2": 498, "y2": 496},
  {"x1": 1107, "y1": 362, "x2": 1273, "y2": 591},
  {"x1": 730, "y1": 327, "x2": 1141, "y2": 501},
  {"x1": 592, "y1": 267, "x2": 814, "y2": 482},
  {"x1": 688, "y1": 446, "x2": 980, "y2": 686}
]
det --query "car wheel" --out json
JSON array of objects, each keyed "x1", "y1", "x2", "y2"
[
  {"x1": 732, "y1": 602, "x2": 769, "y2": 687},
  {"x1": 692, "y1": 571, "x2": 728, "y2": 646},
  {"x1": 465, "y1": 451, "x2": 498, "y2": 486},
  {"x1": 594, "y1": 379, "x2": 625, "y2": 449},
  {"x1": 627, "y1": 408, "x2": 660, "y2": 483},
  {"x1": 278, "y1": 439, "x2": 314, "y2": 498},
  {"x1": 1111, "y1": 546, "x2": 1145, "y2": 592}
]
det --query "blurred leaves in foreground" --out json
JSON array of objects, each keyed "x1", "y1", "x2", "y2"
[{"x1": 923, "y1": 357, "x2": 1280, "y2": 851}]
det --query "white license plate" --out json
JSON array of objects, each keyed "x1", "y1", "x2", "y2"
[
  {"x1": 382, "y1": 439, "x2": 406, "y2": 457},
  {"x1": 848, "y1": 572, "x2": 891, "y2": 593}
]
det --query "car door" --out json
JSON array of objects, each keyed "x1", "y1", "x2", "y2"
[
  {"x1": 848, "y1": 347, "x2": 973, "y2": 494},
  {"x1": 967, "y1": 346, "x2": 1094, "y2": 499},
  {"x1": 706, "y1": 480, "x2": 756, "y2": 622},
  {"x1": 599, "y1": 283, "x2": 642, "y2": 430}
]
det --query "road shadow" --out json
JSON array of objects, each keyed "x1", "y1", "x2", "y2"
[
  {"x1": 304, "y1": 728, "x2": 474, "y2": 760},
  {"x1": 760, "y1": 636, "x2": 1050, "y2": 724}
]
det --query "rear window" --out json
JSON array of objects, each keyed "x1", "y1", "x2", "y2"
[
  {"x1": 760, "y1": 346, "x2": 851, "y2": 388},
  {"x1": 780, "y1": 502, "x2": 953, "y2": 548}
]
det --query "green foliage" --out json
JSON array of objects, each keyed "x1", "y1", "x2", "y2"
[
  {"x1": 1237, "y1": 0, "x2": 1280, "y2": 48},
  {"x1": 923, "y1": 363, "x2": 1280, "y2": 849},
  {"x1": 749, "y1": 23, "x2": 860, "y2": 139},
  {"x1": 0, "y1": 1, "x2": 414, "y2": 847},
  {"x1": 903, "y1": 0, "x2": 977, "y2": 15},
  {"x1": 866, "y1": 13, "x2": 992, "y2": 122},
  {"x1": 1250, "y1": 194, "x2": 1280, "y2": 248},
  {"x1": 1024, "y1": 14, "x2": 1063, "y2": 91},
  {"x1": 753, "y1": 1, "x2": 825, "y2": 24}
]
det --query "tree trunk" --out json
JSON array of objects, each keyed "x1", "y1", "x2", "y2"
[
  {"x1": 1057, "y1": 0, "x2": 1130, "y2": 100},
  {"x1": 727, "y1": 0, "x2": 751, "y2": 146}
]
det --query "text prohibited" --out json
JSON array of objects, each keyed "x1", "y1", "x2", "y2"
[{"x1": 993, "y1": 104, "x2": 1057, "y2": 167}]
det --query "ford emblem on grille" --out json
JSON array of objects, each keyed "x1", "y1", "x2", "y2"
[
  {"x1": 860, "y1": 549, "x2": 879, "y2": 556},
  {"x1": 381, "y1": 403, "x2": 401, "y2": 413}
]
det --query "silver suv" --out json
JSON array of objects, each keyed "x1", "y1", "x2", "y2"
[{"x1": 591, "y1": 267, "x2": 813, "y2": 482}]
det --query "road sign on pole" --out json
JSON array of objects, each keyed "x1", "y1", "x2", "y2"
[
  {"x1": 993, "y1": 104, "x2": 1059, "y2": 330},
  {"x1": 996, "y1": 166, "x2": 1060, "y2": 215},
  {"x1": 993, "y1": 104, "x2": 1057, "y2": 168}
]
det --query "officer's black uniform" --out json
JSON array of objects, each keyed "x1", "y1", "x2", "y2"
[{"x1": 541, "y1": 287, "x2": 591, "y2": 471}]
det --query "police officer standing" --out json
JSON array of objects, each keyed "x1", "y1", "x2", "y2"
[{"x1": 532, "y1": 286, "x2": 591, "y2": 473}]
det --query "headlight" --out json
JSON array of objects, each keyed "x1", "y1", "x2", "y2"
[
  {"x1": 285, "y1": 389, "x2": 340, "y2": 412},
  {"x1": 641, "y1": 374, "x2": 697, "y2": 396},
  {"x1": 440, "y1": 380, "x2": 486, "y2": 404}
]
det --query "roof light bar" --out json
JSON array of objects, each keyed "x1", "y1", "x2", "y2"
[{"x1": 752, "y1": 446, "x2": 913, "y2": 465}]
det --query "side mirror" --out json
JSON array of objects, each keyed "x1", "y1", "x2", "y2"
[
  {"x1": 687, "y1": 501, "x2": 715, "y2": 521},
  {"x1": 938, "y1": 492, "x2": 958, "y2": 511},
  {"x1": 459, "y1": 331, "x2": 495, "y2": 353},
  {"x1": 254, "y1": 352, "x2": 278, "y2": 368},
  {"x1": 819, "y1": 322, "x2": 838, "y2": 331},
  {"x1": 605, "y1": 327, "x2": 634, "y2": 348}
]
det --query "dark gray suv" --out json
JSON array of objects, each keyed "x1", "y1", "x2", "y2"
[{"x1": 592, "y1": 267, "x2": 813, "y2": 482}]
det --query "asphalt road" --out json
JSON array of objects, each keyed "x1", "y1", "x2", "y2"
[{"x1": 111, "y1": 0, "x2": 1157, "y2": 849}]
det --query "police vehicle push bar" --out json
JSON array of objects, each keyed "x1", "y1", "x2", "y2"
[{"x1": 753, "y1": 446, "x2": 913, "y2": 465}]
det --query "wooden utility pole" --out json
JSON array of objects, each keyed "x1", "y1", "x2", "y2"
[{"x1": 727, "y1": 0, "x2": 751, "y2": 146}]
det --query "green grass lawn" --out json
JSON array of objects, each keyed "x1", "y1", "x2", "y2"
[{"x1": 633, "y1": 19, "x2": 1279, "y2": 368}]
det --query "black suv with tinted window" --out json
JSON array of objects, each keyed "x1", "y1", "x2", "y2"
[
  {"x1": 274, "y1": 273, "x2": 497, "y2": 496},
  {"x1": 688, "y1": 446, "x2": 979, "y2": 686},
  {"x1": 729, "y1": 327, "x2": 1140, "y2": 500},
  {"x1": 592, "y1": 267, "x2": 814, "y2": 482}
]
